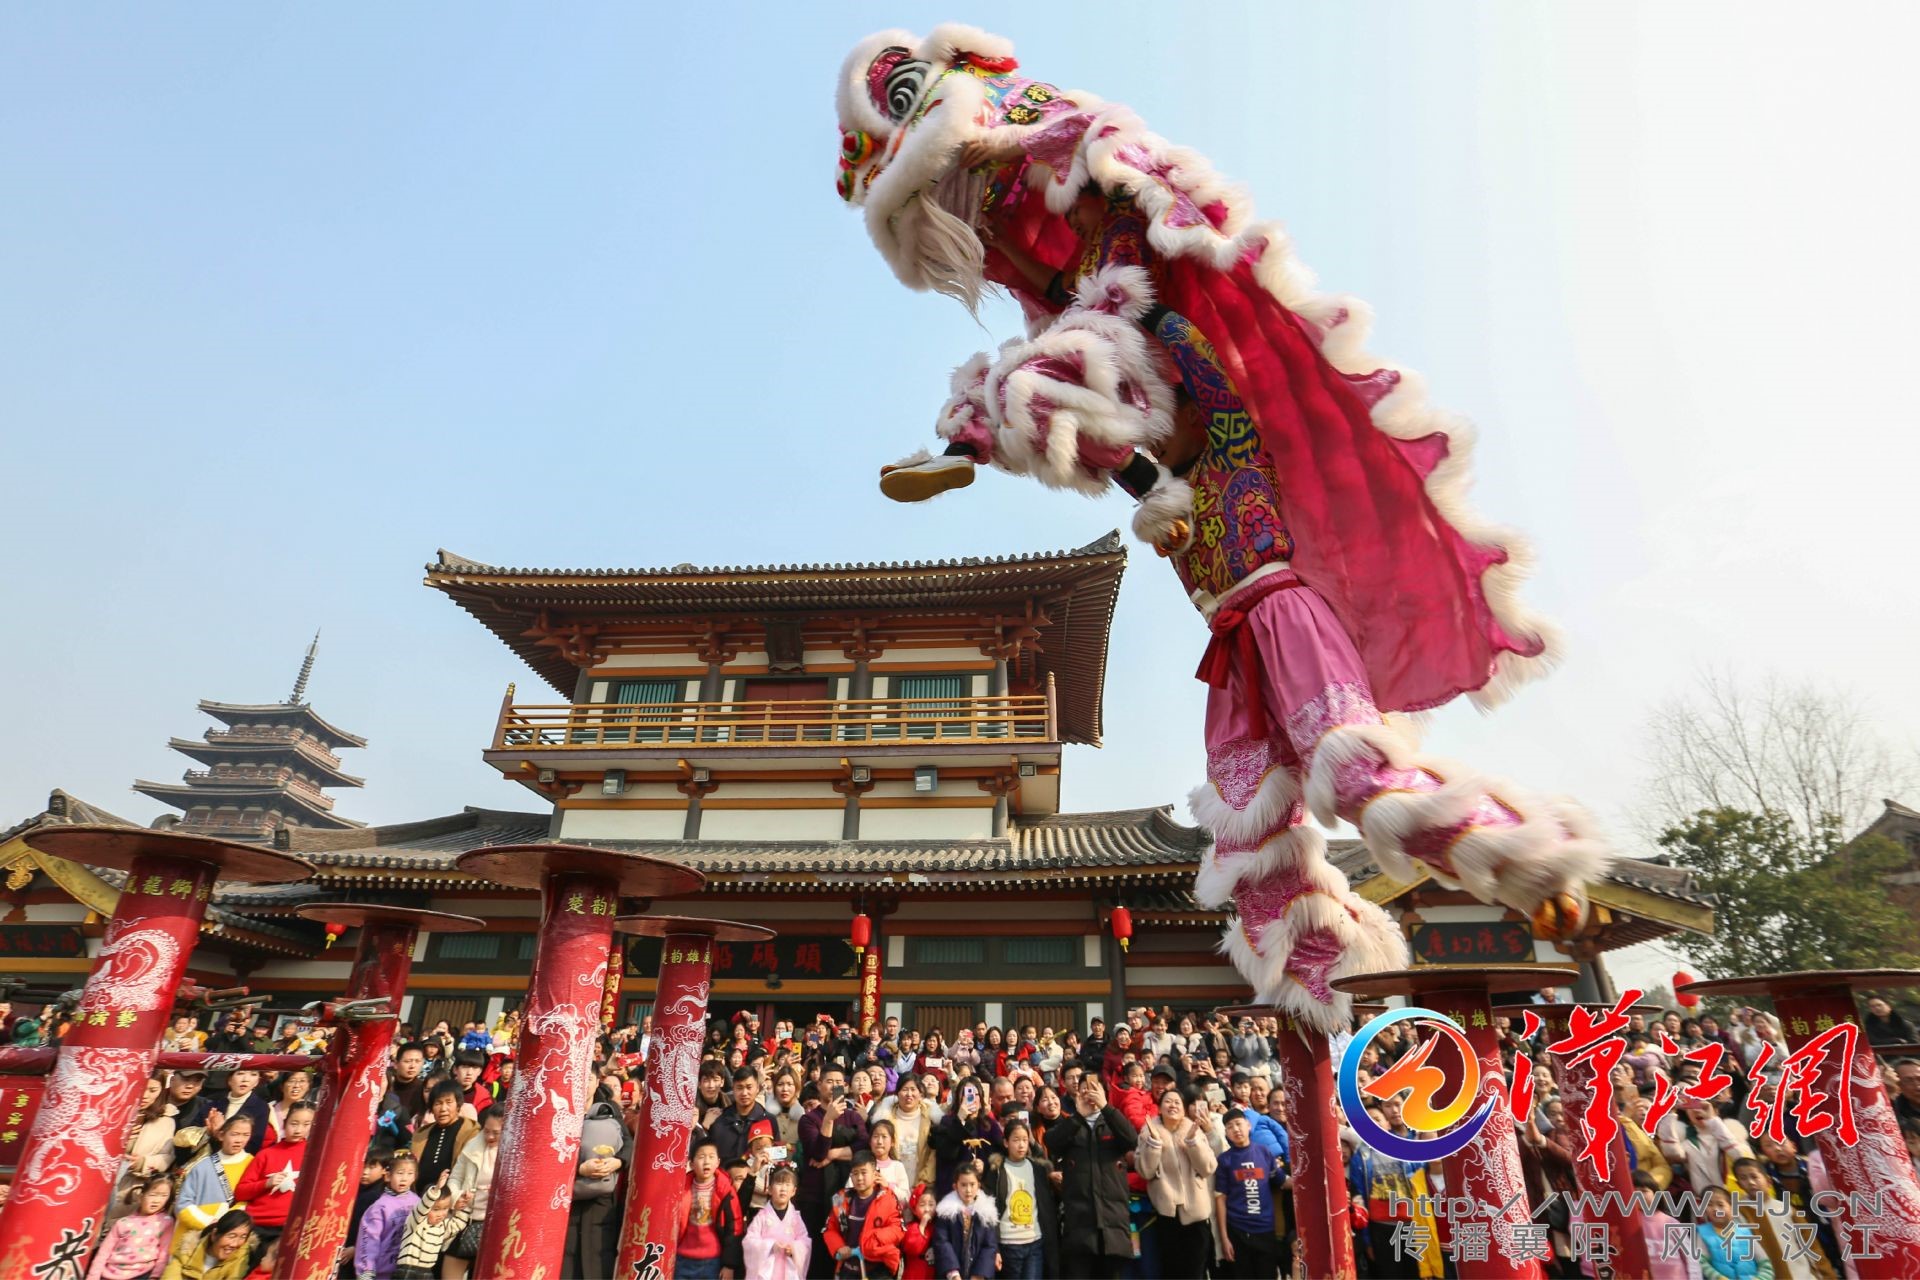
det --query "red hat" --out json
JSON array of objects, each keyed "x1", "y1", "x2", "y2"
[{"x1": 747, "y1": 1117, "x2": 775, "y2": 1146}]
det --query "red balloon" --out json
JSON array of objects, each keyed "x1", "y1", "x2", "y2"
[{"x1": 1673, "y1": 970, "x2": 1700, "y2": 1007}]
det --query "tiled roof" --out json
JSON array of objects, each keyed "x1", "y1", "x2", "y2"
[
  {"x1": 425, "y1": 534, "x2": 1128, "y2": 746},
  {"x1": 1, "y1": 791, "x2": 316, "y2": 953},
  {"x1": 274, "y1": 804, "x2": 1202, "y2": 883},
  {"x1": 197, "y1": 701, "x2": 367, "y2": 750}
]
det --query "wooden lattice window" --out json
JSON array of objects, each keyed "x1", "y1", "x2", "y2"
[
  {"x1": 1003, "y1": 938, "x2": 1077, "y2": 966},
  {"x1": 912, "y1": 1004, "x2": 977, "y2": 1044},
  {"x1": 414, "y1": 996, "x2": 480, "y2": 1033},
  {"x1": 1013, "y1": 1005, "x2": 1078, "y2": 1036},
  {"x1": 909, "y1": 937, "x2": 986, "y2": 966}
]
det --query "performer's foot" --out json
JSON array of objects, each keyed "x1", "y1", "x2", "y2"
[
  {"x1": 1530, "y1": 890, "x2": 1589, "y2": 942},
  {"x1": 879, "y1": 451, "x2": 976, "y2": 503}
]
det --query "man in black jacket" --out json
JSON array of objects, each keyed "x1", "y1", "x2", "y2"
[
  {"x1": 1044, "y1": 1076, "x2": 1137, "y2": 1279},
  {"x1": 711, "y1": 1065, "x2": 773, "y2": 1163}
]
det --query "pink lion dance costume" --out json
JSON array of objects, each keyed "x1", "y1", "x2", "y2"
[{"x1": 837, "y1": 25, "x2": 1608, "y2": 1031}]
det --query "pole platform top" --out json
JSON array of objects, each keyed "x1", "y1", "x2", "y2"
[
  {"x1": 1217, "y1": 1002, "x2": 1387, "y2": 1022},
  {"x1": 614, "y1": 914, "x2": 774, "y2": 943},
  {"x1": 28, "y1": 824, "x2": 314, "y2": 885},
  {"x1": 1332, "y1": 964, "x2": 1578, "y2": 1000},
  {"x1": 454, "y1": 843, "x2": 705, "y2": 899},
  {"x1": 294, "y1": 902, "x2": 487, "y2": 932},
  {"x1": 1676, "y1": 968, "x2": 1920, "y2": 1000},
  {"x1": 1492, "y1": 1000, "x2": 1667, "y2": 1021}
]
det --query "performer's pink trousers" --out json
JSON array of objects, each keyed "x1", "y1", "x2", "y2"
[{"x1": 1201, "y1": 574, "x2": 1528, "y2": 993}]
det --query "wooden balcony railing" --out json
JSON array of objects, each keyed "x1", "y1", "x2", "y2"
[{"x1": 493, "y1": 694, "x2": 1056, "y2": 750}]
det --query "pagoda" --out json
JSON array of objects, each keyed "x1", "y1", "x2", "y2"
[{"x1": 134, "y1": 634, "x2": 367, "y2": 841}]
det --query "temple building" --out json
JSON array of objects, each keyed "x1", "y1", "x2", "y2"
[
  {"x1": 1, "y1": 537, "x2": 1714, "y2": 1041},
  {"x1": 132, "y1": 634, "x2": 366, "y2": 843}
]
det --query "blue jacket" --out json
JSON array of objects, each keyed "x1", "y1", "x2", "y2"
[
  {"x1": 1695, "y1": 1222, "x2": 1770, "y2": 1279},
  {"x1": 932, "y1": 1193, "x2": 1000, "y2": 1279}
]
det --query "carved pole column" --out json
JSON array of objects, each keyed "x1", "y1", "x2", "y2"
[
  {"x1": 454, "y1": 846, "x2": 702, "y2": 1280},
  {"x1": 0, "y1": 828, "x2": 309, "y2": 1280},
  {"x1": 275, "y1": 905, "x2": 484, "y2": 1280},
  {"x1": 612, "y1": 916, "x2": 773, "y2": 1280},
  {"x1": 1222, "y1": 1004, "x2": 1357, "y2": 1280},
  {"x1": 1679, "y1": 970, "x2": 1920, "y2": 1280}
]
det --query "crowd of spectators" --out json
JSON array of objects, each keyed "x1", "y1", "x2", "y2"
[{"x1": 2, "y1": 991, "x2": 1917, "y2": 1279}]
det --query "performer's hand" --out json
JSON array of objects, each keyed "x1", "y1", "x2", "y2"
[{"x1": 959, "y1": 138, "x2": 1016, "y2": 170}]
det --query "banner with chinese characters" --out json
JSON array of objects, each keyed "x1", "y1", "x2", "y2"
[
  {"x1": 0, "y1": 1078, "x2": 45, "y2": 1171},
  {"x1": 1408, "y1": 920, "x2": 1536, "y2": 965},
  {"x1": 0, "y1": 925, "x2": 86, "y2": 959},
  {"x1": 859, "y1": 948, "x2": 882, "y2": 1032},
  {"x1": 625, "y1": 934, "x2": 856, "y2": 981}
]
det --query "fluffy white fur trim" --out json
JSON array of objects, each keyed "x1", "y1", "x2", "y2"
[
  {"x1": 888, "y1": 446, "x2": 934, "y2": 470},
  {"x1": 1301, "y1": 722, "x2": 1420, "y2": 829},
  {"x1": 933, "y1": 352, "x2": 993, "y2": 444},
  {"x1": 1309, "y1": 725, "x2": 1612, "y2": 911},
  {"x1": 1187, "y1": 763, "x2": 1301, "y2": 851},
  {"x1": 915, "y1": 24, "x2": 1015, "y2": 65},
  {"x1": 1073, "y1": 264, "x2": 1156, "y2": 323},
  {"x1": 936, "y1": 1189, "x2": 999, "y2": 1226},
  {"x1": 836, "y1": 30, "x2": 917, "y2": 141},
  {"x1": 985, "y1": 313, "x2": 1174, "y2": 496},
  {"x1": 1216, "y1": 849, "x2": 1410, "y2": 1035},
  {"x1": 1195, "y1": 823, "x2": 1322, "y2": 911},
  {"x1": 1132, "y1": 470, "x2": 1194, "y2": 551}
]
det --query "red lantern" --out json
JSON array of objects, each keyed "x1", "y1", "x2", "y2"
[
  {"x1": 849, "y1": 912, "x2": 872, "y2": 958},
  {"x1": 323, "y1": 921, "x2": 348, "y2": 950},
  {"x1": 1110, "y1": 905, "x2": 1133, "y2": 953},
  {"x1": 1673, "y1": 970, "x2": 1700, "y2": 1008}
]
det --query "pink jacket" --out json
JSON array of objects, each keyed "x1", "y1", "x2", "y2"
[{"x1": 741, "y1": 1202, "x2": 810, "y2": 1280}]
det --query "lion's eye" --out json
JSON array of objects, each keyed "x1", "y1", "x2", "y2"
[{"x1": 884, "y1": 60, "x2": 929, "y2": 122}]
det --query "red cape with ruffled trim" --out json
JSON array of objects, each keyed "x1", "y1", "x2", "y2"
[
  {"x1": 1159, "y1": 255, "x2": 1541, "y2": 715},
  {"x1": 989, "y1": 197, "x2": 1545, "y2": 716}
]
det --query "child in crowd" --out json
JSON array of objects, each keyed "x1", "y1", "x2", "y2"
[
  {"x1": 176, "y1": 1115, "x2": 256, "y2": 1249},
  {"x1": 676, "y1": 1135, "x2": 744, "y2": 1280},
  {"x1": 233, "y1": 1100, "x2": 313, "y2": 1245},
  {"x1": 825, "y1": 1151, "x2": 903, "y2": 1280},
  {"x1": 393, "y1": 1173, "x2": 473, "y2": 1280},
  {"x1": 87, "y1": 1176, "x2": 174, "y2": 1280},
  {"x1": 742, "y1": 1165, "x2": 810, "y2": 1280},
  {"x1": 933, "y1": 1165, "x2": 1000, "y2": 1280},
  {"x1": 868, "y1": 1120, "x2": 913, "y2": 1205},
  {"x1": 1214, "y1": 1111, "x2": 1284, "y2": 1280},
  {"x1": 901, "y1": 1190, "x2": 938, "y2": 1280},
  {"x1": 353, "y1": 1153, "x2": 421, "y2": 1280},
  {"x1": 339, "y1": 1151, "x2": 391, "y2": 1280}
]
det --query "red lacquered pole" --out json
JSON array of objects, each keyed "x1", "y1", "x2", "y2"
[
  {"x1": 1501, "y1": 1002, "x2": 1654, "y2": 1280},
  {"x1": 1220, "y1": 1004, "x2": 1356, "y2": 1279},
  {"x1": 455, "y1": 846, "x2": 702, "y2": 1280},
  {"x1": 0, "y1": 827, "x2": 309, "y2": 1280},
  {"x1": 612, "y1": 916, "x2": 774, "y2": 1280},
  {"x1": 1680, "y1": 969, "x2": 1920, "y2": 1279},
  {"x1": 274, "y1": 904, "x2": 484, "y2": 1280}
]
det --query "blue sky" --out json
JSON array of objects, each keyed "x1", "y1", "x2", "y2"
[{"x1": 5, "y1": 6, "x2": 1916, "y2": 982}]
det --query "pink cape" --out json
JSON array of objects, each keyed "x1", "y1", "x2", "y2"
[{"x1": 1160, "y1": 255, "x2": 1543, "y2": 715}]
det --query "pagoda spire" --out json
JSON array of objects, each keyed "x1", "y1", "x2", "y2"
[{"x1": 289, "y1": 630, "x2": 320, "y2": 704}]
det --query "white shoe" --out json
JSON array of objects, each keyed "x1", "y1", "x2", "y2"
[{"x1": 879, "y1": 452, "x2": 976, "y2": 503}]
